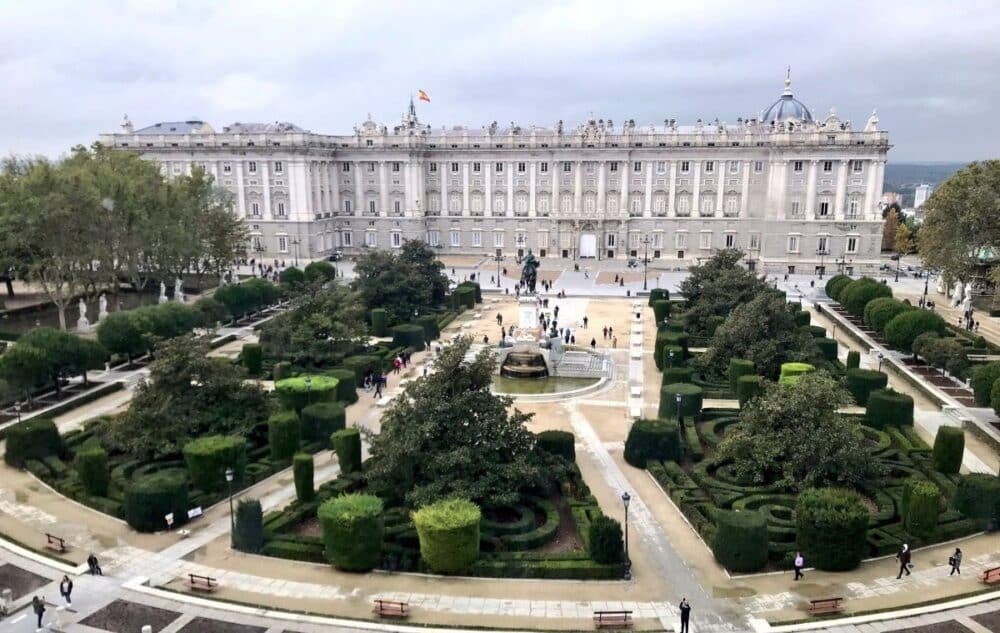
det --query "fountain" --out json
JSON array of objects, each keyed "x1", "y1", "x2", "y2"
[{"x1": 500, "y1": 350, "x2": 549, "y2": 378}]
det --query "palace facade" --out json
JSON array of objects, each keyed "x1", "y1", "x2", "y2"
[{"x1": 99, "y1": 75, "x2": 889, "y2": 275}]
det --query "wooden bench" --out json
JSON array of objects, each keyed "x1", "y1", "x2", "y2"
[
  {"x1": 372, "y1": 599, "x2": 409, "y2": 618},
  {"x1": 807, "y1": 597, "x2": 844, "y2": 616},
  {"x1": 44, "y1": 533, "x2": 67, "y2": 553},
  {"x1": 981, "y1": 566, "x2": 1000, "y2": 585},
  {"x1": 186, "y1": 574, "x2": 218, "y2": 593},
  {"x1": 593, "y1": 610, "x2": 633, "y2": 628}
]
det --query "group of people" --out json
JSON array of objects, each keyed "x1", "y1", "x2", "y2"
[
  {"x1": 789, "y1": 545, "x2": 964, "y2": 583},
  {"x1": 363, "y1": 369, "x2": 389, "y2": 398}
]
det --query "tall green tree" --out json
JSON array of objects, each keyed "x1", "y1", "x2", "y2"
[
  {"x1": 258, "y1": 284, "x2": 367, "y2": 366},
  {"x1": 353, "y1": 239, "x2": 449, "y2": 323},
  {"x1": 679, "y1": 249, "x2": 769, "y2": 335},
  {"x1": 0, "y1": 343, "x2": 49, "y2": 405}
]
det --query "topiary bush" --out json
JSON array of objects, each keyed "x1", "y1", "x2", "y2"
[
  {"x1": 655, "y1": 332, "x2": 689, "y2": 370},
  {"x1": 971, "y1": 362, "x2": 1000, "y2": 406},
  {"x1": 183, "y1": 435, "x2": 247, "y2": 492},
  {"x1": 318, "y1": 494, "x2": 384, "y2": 571},
  {"x1": 242, "y1": 343, "x2": 262, "y2": 375},
  {"x1": 272, "y1": 361, "x2": 292, "y2": 381},
  {"x1": 652, "y1": 300, "x2": 671, "y2": 324},
  {"x1": 268, "y1": 411, "x2": 301, "y2": 462},
  {"x1": 902, "y1": 478, "x2": 940, "y2": 539},
  {"x1": 274, "y1": 375, "x2": 339, "y2": 413},
  {"x1": 624, "y1": 418, "x2": 682, "y2": 467},
  {"x1": 325, "y1": 368, "x2": 358, "y2": 404},
  {"x1": 864, "y1": 297, "x2": 911, "y2": 333},
  {"x1": 712, "y1": 510, "x2": 768, "y2": 572},
  {"x1": 535, "y1": 430, "x2": 575, "y2": 461},
  {"x1": 704, "y1": 315, "x2": 726, "y2": 336},
  {"x1": 279, "y1": 266, "x2": 306, "y2": 288},
  {"x1": 884, "y1": 310, "x2": 947, "y2": 352},
  {"x1": 303, "y1": 260, "x2": 337, "y2": 283},
  {"x1": 808, "y1": 325, "x2": 827, "y2": 338},
  {"x1": 300, "y1": 402, "x2": 346, "y2": 445},
  {"x1": 953, "y1": 473, "x2": 1000, "y2": 521},
  {"x1": 845, "y1": 368, "x2": 889, "y2": 405},
  {"x1": 370, "y1": 308, "x2": 388, "y2": 337},
  {"x1": 841, "y1": 277, "x2": 892, "y2": 317},
  {"x1": 390, "y1": 324, "x2": 426, "y2": 351},
  {"x1": 796, "y1": 488, "x2": 869, "y2": 571},
  {"x1": 588, "y1": 515, "x2": 624, "y2": 564},
  {"x1": 233, "y1": 498, "x2": 264, "y2": 553},
  {"x1": 661, "y1": 345, "x2": 684, "y2": 370},
  {"x1": 737, "y1": 375, "x2": 766, "y2": 408},
  {"x1": 728, "y1": 359, "x2": 754, "y2": 394},
  {"x1": 932, "y1": 426, "x2": 965, "y2": 474},
  {"x1": 662, "y1": 366, "x2": 694, "y2": 385},
  {"x1": 778, "y1": 362, "x2": 814, "y2": 386},
  {"x1": 293, "y1": 453, "x2": 315, "y2": 502},
  {"x1": 991, "y1": 378, "x2": 1000, "y2": 417},
  {"x1": 846, "y1": 350, "x2": 861, "y2": 369},
  {"x1": 658, "y1": 383, "x2": 703, "y2": 419},
  {"x1": 413, "y1": 498, "x2": 481, "y2": 573},
  {"x1": 75, "y1": 445, "x2": 109, "y2": 497},
  {"x1": 332, "y1": 428, "x2": 362, "y2": 473},
  {"x1": 816, "y1": 338, "x2": 838, "y2": 362},
  {"x1": 5, "y1": 417, "x2": 62, "y2": 468},
  {"x1": 825, "y1": 274, "x2": 852, "y2": 301},
  {"x1": 417, "y1": 314, "x2": 441, "y2": 342},
  {"x1": 865, "y1": 388, "x2": 914, "y2": 428},
  {"x1": 123, "y1": 471, "x2": 189, "y2": 532},
  {"x1": 648, "y1": 288, "x2": 669, "y2": 305},
  {"x1": 341, "y1": 355, "x2": 382, "y2": 382},
  {"x1": 793, "y1": 310, "x2": 811, "y2": 327}
]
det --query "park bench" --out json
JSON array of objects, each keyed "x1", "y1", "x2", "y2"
[
  {"x1": 593, "y1": 610, "x2": 632, "y2": 628},
  {"x1": 981, "y1": 566, "x2": 1000, "y2": 585},
  {"x1": 807, "y1": 597, "x2": 843, "y2": 616},
  {"x1": 186, "y1": 574, "x2": 218, "y2": 593},
  {"x1": 372, "y1": 599, "x2": 409, "y2": 618},
  {"x1": 44, "y1": 533, "x2": 67, "y2": 553}
]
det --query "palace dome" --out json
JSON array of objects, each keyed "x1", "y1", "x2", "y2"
[{"x1": 762, "y1": 72, "x2": 813, "y2": 123}]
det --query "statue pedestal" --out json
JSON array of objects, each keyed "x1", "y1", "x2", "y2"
[{"x1": 518, "y1": 296, "x2": 539, "y2": 329}]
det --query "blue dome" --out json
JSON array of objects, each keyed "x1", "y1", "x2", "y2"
[{"x1": 762, "y1": 73, "x2": 813, "y2": 123}]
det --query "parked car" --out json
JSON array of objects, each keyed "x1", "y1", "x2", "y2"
[{"x1": 327, "y1": 250, "x2": 343, "y2": 262}]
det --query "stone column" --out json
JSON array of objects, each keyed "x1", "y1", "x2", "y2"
[
  {"x1": 440, "y1": 162, "x2": 448, "y2": 216},
  {"x1": 873, "y1": 160, "x2": 886, "y2": 219},
  {"x1": 485, "y1": 162, "x2": 493, "y2": 217},
  {"x1": 740, "y1": 161, "x2": 751, "y2": 217},
  {"x1": 552, "y1": 166, "x2": 561, "y2": 217},
  {"x1": 462, "y1": 162, "x2": 470, "y2": 215},
  {"x1": 862, "y1": 159, "x2": 877, "y2": 221},
  {"x1": 644, "y1": 162, "x2": 653, "y2": 217},
  {"x1": 692, "y1": 161, "x2": 701, "y2": 216},
  {"x1": 574, "y1": 161, "x2": 583, "y2": 214},
  {"x1": 235, "y1": 160, "x2": 247, "y2": 217},
  {"x1": 835, "y1": 159, "x2": 848, "y2": 219},
  {"x1": 353, "y1": 161, "x2": 364, "y2": 216},
  {"x1": 774, "y1": 161, "x2": 788, "y2": 219},
  {"x1": 805, "y1": 159, "x2": 818, "y2": 217},
  {"x1": 529, "y1": 162, "x2": 537, "y2": 217},
  {"x1": 597, "y1": 161, "x2": 607, "y2": 216},
  {"x1": 331, "y1": 162, "x2": 341, "y2": 217},
  {"x1": 261, "y1": 161, "x2": 272, "y2": 218},
  {"x1": 506, "y1": 162, "x2": 514, "y2": 217},
  {"x1": 668, "y1": 160, "x2": 677, "y2": 216},
  {"x1": 379, "y1": 161, "x2": 389, "y2": 216},
  {"x1": 715, "y1": 164, "x2": 724, "y2": 216},
  {"x1": 619, "y1": 160, "x2": 629, "y2": 216}
]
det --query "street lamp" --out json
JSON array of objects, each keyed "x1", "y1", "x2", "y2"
[
  {"x1": 877, "y1": 352, "x2": 885, "y2": 372},
  {"x1": 621, "y1": 491, "x2": 632, "y2": 581},
  {"x1": 225, "y1": 467, "x2": 235, "y2": 548},
  {"x1": 641, "y1": 235, "x2": 651, "y2": 291},
  {"x1": 291, "y1": 238, "x2": 301, "y2": 267},
  {"x1": 494, "y1": 253, "x2": 503, "y2": 288},
  {"x1": 304, "y1": 376, "x2": 312, "y2": 406},
  {"x1": 669, "y1": 349, "x2": 675, "y2": 368},
  {"x1": 675, "y1": 393, "x2": 684, "y2": 426}
]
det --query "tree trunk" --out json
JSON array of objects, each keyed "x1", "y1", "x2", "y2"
[{"x1": 57, "y1": 304, "x2": 67, "y2": 331}]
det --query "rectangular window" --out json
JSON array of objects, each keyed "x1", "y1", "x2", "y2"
[
  {"x1": 700, "y1": 232, "x2": 712, "y2": 249},
  {"x1": 563, "y1": 162, "x2": 572, "y2": 172},
  {"x1": 680, "y1": 161, "x2": 690, "y2": 173},
  {"x1": 473, "y1": 162, "x2": 481, "y2": 173},
  {"x1": 429, "y1": 163, "x2": 437, "y2": 173},
  {"x1": 367, "y1": 162, "x2": 375, "y2": 173},
  {"x1": 248, "y1": 161, "x2": 257, "y2": 173},
  {"x1": 250, "y1": 202, "x2": 260, "y2": 216},
  {"x1": 849, "y1": 199, "x2": 860, "y2": 217},
  {"x1": 394, "y1": 200, "x2": 401, "y2": 214},
  {"x1": 817, "y1": 236, "x2": 828, "y2": 253},
  {"x1": 517, "y1": 162, "x2": 526, "y2": 173},
  {"x1": 495, "y1": 162, "x2": 504, "y2": 173},
  {"x1": 392, "y1": 162, "x2": 400, "y2": 172},
  {"x1": 585, "y1": 162, "x2": 595, "y2": 174},
  {"x1": 675, "y1": 232, "x2": 687, "y2": 249},
  {"x1": 426, "y1": 230, "x2": 438, "y2": 247},
  {"x1": 656, "y1": 161, "x2": 666, "y2": 174},
  {"x1": 847, "y1": 237, "x2": 859, "y2": 253},
  {"x1": 791, "y1": 201, "x2": 800, "y2": 215},
  {"x1": 369, "y1": 200, "x2": 376, "y2": 214},
  {"x1": 278, "y1": 236, "x2": 288, "y2": 252},
  {"x1": 725, "y1": 234, "x2": 735, "y2": 248},
  {"x1": 819, "y1": 201, "x2": 830, "y2": 216},
  {"x1": 472, "y1": 230, "x2": 482, "y2": 247},
  {"x1": 344, "y1": 200, "x2": 352, "y2": 214},
  {"x1": 852, "y1": 160, "x2": 863, "y2": 173},
  {"x1": 793, "y1": 160, "x2": 803, "y2": 172},
  {"x1": 787, "y1": 236, "x2": 799, "y2": 253},
  {"x1": 493, "y1": 232, "x2": 504, "y2": 247},
  {"x1": 606, "y1": 234, "x2": 616, "y2": 248},
  {"x1": 342, "y1": 232, "x2": 352, "y2": 246},
  {"x1": 749, "y1": 234, "x2": 760, "y2": 250},
  {"x1": 704, "y1": 161, "x2": 714, "y2": 173},
  {"x1": 342, "y1": 163, "x2": 350, "y2": 172},
  {"x1": 823, "y1": 160, "x2": 833, "y2": 172},
  {"x1": 609, "y1": 162, "x2": 618, "y2": 172},
  {"x1": 451, "y1": 162, "x2": 459, "y2": 173},
  {"x1": 365, "y1": 232, "x2": 377, "y2": 247},
  {"x1": 539, "y1": 162, "x2": 548, "y2": 173},
  {"x1": 223, "y1": 164, "x2": 232, "y2": 174},
  {"x1": 392, "y1": 232, "x2": 402, "y2": 247},
  {"x1": 366, "y1": 139, "x2": 373, "y2": 147},
  {"x1": 729, "y1": 161, "x2": 739, "y2": 174},
  {"x1": 754, "y1": 161, "x2": 763, "y2": 172},
  {"x1": 633, "y1": 161, "x2": 642, "y2": 172},
  {"x1": 450, "y1": 230, "x2": 460, "y2": 247},
  {"x1": 274, "y1": 161, "x2": 283, "y2": 173},
  {"x1": 276, "y1": 202, "x2": 285, "y2": 216}
]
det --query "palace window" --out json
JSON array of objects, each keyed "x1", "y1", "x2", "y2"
[
  {"x1": 429, "y1": 163, "x2": 437, "y2": 173},
  {"x1": 539, "y1": 162, "x2": 548, "y2": 173},
  {"x1": 729, "y1": 161, "x2": 739, "y2": 174},
  {"x1": 274, "y1": 161, "x2": 283, "y2": 173},
  {"x1": 367, "y1": 162, "x2": 375, "y2": 173},
  {"x1": 494, "y1": 232, "x2": 504, "y2": 247},
  {"x1": 818, "y1": 201, "x2": 830, "y2": 216},
  {"x1": 223, "y1": 163, "x2": 232, "y2": 174},
  {"x1": 753, "y1": 161, "x2": 763, "y2": 172},
  {"x1": 677, "y1": 196, "x2": 690, "y2": 215},
  {"x1": 704, "y1": 161, "x2": 714, "y2": 173},
  {"x1": 563, "y1": 162, "x2": 572, "y2": 172},
  {"x1": 790, "y1": 201, "x2": 801, "y2": 215},
  {"x1": 342, "y1": 232, "x2": 352, "y2": 246},
  {"x1": 633, "y1": 161, "x2": 642, "y2": 172},
  {"x1": 425, "y1": 230, "x2": 438, "y2": 247},
  {"x1": 344, "y1": 200, "x2": 352, "y2": 214},
  {"x1": 725, "y1": 197, "x2": 738, "y2": 215},
  {"x1": 369, "y1": 200, "x2": 376, "y2": 214},
  {"x1": 451, "y1": 162, "x2": 459, "y2": 173},
  {"x1": 846, "y1": 237, "x2": 859, "y2": 253},
  {"x1": 473, "y1": 162, "x2": 481, "y2": 172},
  {"x1": 392, "y1": 162, "x2": 400, "y2": 172},
  {"x1": 365, "y1": 231, "x2": 377, "y2": 247},
  {"x1": 823, "y1": 160, "x2": 833, "y2": 172},
  {"x1": 609, "y1": 162, "x2": 618, "y2": 172},
  {"x1": 680, "y1": 161, "x2": 690, "y2": 173},
  {"x1": 585, "y1": 162, "x2": 595, "y2": 174},
  {"x1": 700, "y1": 232, "x2": 712, "y2": 249},
  {"x1": 656, "y1": 161, "x2": 666, "y2": 174},
  {"x1": 852, "y1": 160, "x2": 864, "y2": 173},
  {"x1": 250, "y1": 202, "x2": 260, "y2": 217},
  {"x1": 450, "y1": 230, "x2": 461, "y2": 247},
  {"x1": 248, "y1": 161, "x2": 257, "y2": 173},
  {"x1": 342, "y1": 163, "x2": 350, "y2": 172},
  {"x1": 787, "y1": 236, "x2": 799, "y2": 253},
  {"x1": 276, "y1": 202, "x2": 286, "y2": 217},
  {"x1": 392, "y1": 231, "x2": 404, "y2": 247},
  {"x1": 724, "y1": 233, "x2": 736, "y2": 248},
  {"x1": 793, "y1": 161, "x2": 803, "y2": 172},
  {"x1": 518, "y1": 162, "x2": 526, "y2": 173},
  {"x1": 817, "y1": 236, "x2": 829, "y2": 253},
  {"x1": 749, "y1": 233, "x2": 760, "y2": 250},
  {"x1": 495, "y1": 162, "x2": 504, "y2": 173},
  {"x1": 848, "y1": 199, "x2": 860, "y2": 217},
  {"x1": 606, "y1": 234, "x2": 616, "y2": 248},
  {"x1": 277, "y1": 236, "x2": 288, "y2": 253},
  {"x1": 472, "y1": 230, "x2": 482, "y2": 247},
  {"x1": 394, "y1": 200, "x2": 401, "y2": 214},
  {"x1": 675, "y1": 232, "x2": 688, "y2": 249}
]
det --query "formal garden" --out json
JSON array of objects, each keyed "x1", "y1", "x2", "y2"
[{"x1": 630, "y1": 250, "x2": 1000, "y2": 573}]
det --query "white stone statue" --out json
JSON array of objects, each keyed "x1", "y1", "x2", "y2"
[
  {"x1": 950, "y1": 282, "x2": 963, "y2": 307},
  {"x1": 98, "y1": 293, "x2": 108, "y2": 321},
  {"x1": 964, "y1": 282, "x2": 974, "y2": 304},
  {"x1": 174, "y1": 277, "x2": 185, "y2": 303},
  {"x1": 962, "y1": 292, "x2": 973, "y2": 316},
  {"x1": 159, "y1": 281, "x2": 168, "y2": 304},
  {"x1": 219, "y1": 272, "x2": 228, "y2": 287},
  {"x1": 77, "y1": 298, "x2": 91, "y2": 332}
]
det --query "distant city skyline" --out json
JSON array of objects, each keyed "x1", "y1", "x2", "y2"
[{"x1": 1, "y1": 0, "x2": 998, "y2": 162}]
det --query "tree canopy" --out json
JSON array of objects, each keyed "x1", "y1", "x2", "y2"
[
  {"x1": 679, "y1": 249, "x2": 769, "y2": 335},
  {"x1": 258, "y1": 284, "x2": 367, "y2": 367},
  {"x1": 352, "y1": 240, "x2": 449, "y2": 324}
]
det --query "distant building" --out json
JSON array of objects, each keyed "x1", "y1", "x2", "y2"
[
  {"x1": 914, "y1": 184, "x2": 932, "y2": 208},
  {"x1": 882, "y1": 192, "x2": 903, "y2": 206}
]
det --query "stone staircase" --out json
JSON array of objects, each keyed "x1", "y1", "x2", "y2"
[{"x1": 553, "y1": 350, "x2": 611, "y2": 378}]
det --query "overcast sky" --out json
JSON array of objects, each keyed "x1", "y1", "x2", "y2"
[{"x1": 2, "y1": 0, "x2": 998, "y2": 162}]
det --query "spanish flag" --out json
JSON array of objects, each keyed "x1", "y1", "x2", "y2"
[{"x1": 417, "y1": 89, "x2": 430, "y2": 103}]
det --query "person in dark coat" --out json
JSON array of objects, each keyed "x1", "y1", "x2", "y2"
[
  {"x1": 59, "y1": 575, "x2": 73, "y2": 604},
  {"x1": 678, "y1": 598, "x2": 691, "y2": 633},
  {"x1": 949, "y1": 547, "x2": 962, "y2": 575},
  {"x1": 32, "y1": 596, "x2": 45, "y2": 629},
  {"x1": 896, "y1": 543, "x2": 912, "y2": 578}
]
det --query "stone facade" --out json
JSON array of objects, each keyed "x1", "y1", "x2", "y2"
[{"x1": 99, "y1": 76, "x2": 889, "y2": 275}]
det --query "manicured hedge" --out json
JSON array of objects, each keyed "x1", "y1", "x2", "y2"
[
  {"x1": 318, "y1": 494, "x2": 384, "y2": 571},
  {"x1": 303, "y1": 260, "x2": 337, "y2": 283},
  {"x1": 268, "y1": 411, "x2": 301, "y2": 462},
  {"x1": 737, "y1": 375, "x2": 766, "y2": 408},
  {"x1": 332, "y1": 428, "x2": 362, "y2": 473},
  {"x1": 971, "y1": 362, "x2": 1000, "y2": 406},
  {"x1": 864, "y1": 297, "x2": 911, "y2": 333},
  {"x1": 624, "y1": 418, "x2": 682, "y2": 467},
  {"x1": 712, "y1": 510, "x2": 768, "y2": 573},
  {"x1": 933, "y1": 426, "x2": 965, "y2": 474},
  {"x1": 778, "y1": 362, "x2": 814, "y2": 386},
  {"x1": 884, "y1": 310, "x2": 947, "y2": 352},
  {"x1": 953, "y1": 473, "x2": 1000, "y2": 521},
  {"x1": 865, "y1": 389, "x2": 914, "y2": 428},
  {"x1": 655, "y1": 332, "x2": 689, "y2": 370},
  {"x1": 704, "y1": 315, "x2": 726, "y2": 336},
  {"x1": 342, "y1": 355, "x2": 382, "y2": 382},
  {"x1": 588, "y1": 515, "x2": 624, "y2": 564},
  {"x1": 796, "y1": 488, "x2": 869, "y2": 571},
  {"x1": 845, "y1": 368, "x2": 889, "y2": 405},
  {"x1": 658, "y1": 383, "x2": 703, "y2": 419},
  {"x1": 808, "y1": 325, "x2": 827, "y2": 338},
  {"x1": 793, "y1": 310, "x2": 811, "y2": 327},
  {"x1": 123, "y1": 471, "x2": 189, "y2": 532},
  {"x1": 648, "y1": 288, "x2": 669, "y2": 305},
  {"x1": 535, "y1": 430, "x2": 575, "y2": 461},
  {"x1": 652, "y1": 300, "x2": 671, "y2": 324},
  {"x1": 325, "y1": 368, "x2": 358, "y2": 404},
  {"x1": 413, "y1": 498, "x2": 481, "y2": 573},
  {"x1": 662, "y1": 366, "x2": 694, "y2": 385},
  {"x1": 391, "y1": 324, "x2": 427, "y2": 352},
  {"x1": 846, "y1": 350, "x2": 861, "y2": 369},
  {"x1": 5, "y1": 417, "x2": 62, "y2": 468},
  {"x1": 300, "y1": 402, "x2": 346, "y2": 445},
  {"x1": 841, "y1": 277, "x2": 892, "y2": 317},
  {"x1": 234, "y1": 498, "x2": 264, "y2": 553},
  {"x1": 417, "y1": 314, "x2": 441, "y2": 342},
  {"x1": 902, "y1": 478, "x2": 940, "y2": 539},
  {"x1": 728, "y1": 359, "x2": 754, "y2": 393},
  {"x1": 75, "y1": 445, "x2": 109, "y2": 497},
  {"x1": 293, "y1": 453, "x2": 315, "y2": 502},
  {"x1": 991, "y1": 379, "x2": 1000, "y2": 417},
  {"x1": 371, "y1": 308, "x2": 388, "y2": 337},
  {"x1": 825, "y1": 275, "x2": 852, "y2": 301},
  {"x1": 662, "y1": 345, "x2": 684, "y2": 370},
  {"x1": 183, "y1": 435, "x2": 247, "y2": 492},
  {"x1": 274, "y1": 375, "x2": 339, "y2": 413},
  {"x1": 241, "y1": 343, "x2": 263, "y2": 375},
  {"x1": 453, "y1": 286, "x2": 476, "y2": 310},
  {"x1": 816, "y1": 338, "x2": 838, "y2": 362},
  {"x1": 272, "y1": 361, "x2": 292, "y2": 381}
]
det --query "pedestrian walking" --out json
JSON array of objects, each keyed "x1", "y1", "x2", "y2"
[
  {"x1": 87, "y1": 553, "x2": 102, "y2": 575},
  {"x1": 374, "y1": 379, "x2": 383, "y2": 399},
  {"x1": 590, "y1": 338, "x2": 596, "y2": 350},
  {"x1": 608, "y1": 326, "x2": 614, "y2": 338},
  {"x1": 793, "y1": 551, "x2": 805, "y2": 581},
  {"x1": 583, "y1": 316, "x2": 589, "y2": 329},
  {"x1": 602, "y1": 326, "x2": 608, "y2": 339},
  {"x1": 554, "y1": 306, "x2": 560, "y2": 318},
  {"x1": 32, "y1": 596, "x2": 45, "y2": 629},
  {"x1": 896, "y1": 543, "x2": 912, "y2": 578},
  {"x1": 678, "y1": 598, "x2": 691, "y2": 633},
  {"x1": 949, "y1": 547, "x2": 962, "y2": 575},
  {"x1": 570, "y1": 334, "x2": 576, "y2": 344},
  {"x1": 584, "y1": 270, "x2": 589, "y2": 279},
  {"x1": 393, "y1": 356, "x2": 402, "y2": 374},
  {"x1": 59, "y1": 575, "x2": 72, "y2": 605},
  {"x1": 612, "y1": 336, "x2": 617, "y2": 348}
]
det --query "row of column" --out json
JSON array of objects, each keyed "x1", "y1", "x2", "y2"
[{"x1": 769, "y1": 158, "x2": 884, "y2": 221}]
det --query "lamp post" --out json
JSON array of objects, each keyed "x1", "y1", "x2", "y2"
[
  {"x1": 494, "y1": 254, "x2": 503, "y2": 288},
  {"x1": 225, "y1": 467, "x2": 235, "y2": 548},
  {"x1": 291, "y1": 238, "x2": 301, "y2": 267},
  {"x1": 923, "y1": 271, "x2": 933, "y2": 307},
  {"x1": 304, "y1": 376, "x2": 312, "y2": 406},
  {"x1": 675, "y1": 393, "x2": 683, "y2": 426},
  {"x1": 669, "y1": 349, "x2": 675, "y2": 368},
  {"x1": 877, "y1": 352, "x2": 885, "y2": 372},
  {"x1": 641, "y1": 235, "x2": 651, "y2": 291},
  {"x1": 621, "y1": 491, "x2": 632, "y2": 580}
]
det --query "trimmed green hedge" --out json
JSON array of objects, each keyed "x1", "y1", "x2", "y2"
[
  {"x1": 75, "y1": 445, "x2": 109, "y2": 497},
  {"x1": 300, "y1": 402, "x2": 346, "y2": 445},
  {"x1": 712, "y1": 510, "x2": 768, "y2": 573},
  {"x1": 234, "y1": 498, "x2": 264, "y2": 553},
  {"x1": 884, "y1": 310, "x2": 947, "y2": 352},
  {"x1": 662, "y1": 366, "x2": 694, "y2": 385},
  {"x1": 371, "y1": 308, "x2": 388, "y2": 337},
  {"x1": 902, "y1": 478, "x2": 940, "y2": 539},
  {"x1": 793, "y1": 310, "x2": 811, "y2": 327},
  {"x1": 293, "y1": 453, "x2": 315, "y2": 502},
  {"x1": 816, "y1": 338, "x2": 838, "y2": 362},
  {"x1": 332, "y1": 428, "x2": 362, "y2": 474},
  {"x1": 624, "y1": 418, "x2": 682, "y2": 467},
  {"x1": 971, "y1": 362, "x2": 1000, "y2": 407},
  {"x1": 953, "y1": 473, "x2": 1000, "y2": 521},
  {"x1": 796, "y1": 488, "x2": 869, "y2": 571},
  {"x1": 268, "y1": 411, "x2": 301, "y2": 462},
  {"x1": 536, "y1": 430, "x2": 575, "y2": 461},
  {"x1": 588, "y1": 515, "x2": 624, "y2": 564},
  {"x1": 807, "y1": 325, "x2": 827, "y2": 338},
  {"x1": 778, "y1": 362, "x2": 814, "y2": 386},
  {"x1": 658, "y1": 383, "x2": 703, "y2": 419},
  {"x1": 652, "y1": 300, "x2": 671, "y2": 324},
  {"x1": 242, "y1": 343, "x2": 263, "y2": 375},
  {"x1": 341, "y1": 355, "x2": 382, "y2": 382},
  {"x1": 825, "y1": 275, "x2": 852, "y2": 301},
  {"x1": 728, "y1": 359, "x2": 754, "y2": 393},
  {"x1": 737, "y1": 375, "x2": 765, "y2": 408},
  {"x1": 325, "y1": 368, "x2": 358, "y2": 404},
  {"x1": 123, "y1": 471, "x2": 189, "y2": 532},
  {"x1": 417, "y1": 314, "x2": 441, "y2": 342},
  {"x1": 845, "y1": 368, "x2": 889, "y2": 405},
  {"x1": 864, "y1": 297, "x2": 911, "y2": 333},
  {"x1": 5, "y1": 417, "x2": 62, "y2": 468},
  {"x1": 274, "y1": 375, "x2": 339, "y2": 413},
  {"x1": 414, "y1": 498, "x2": 481, "y2": 573},
  {"x1": 183, "y1": 435, "x2": 247, "y2": 492},
  {"x1": 648, "y1": 288, "x2": 669, "y2": 305},
  {"x1": 932, "y1": 426, "x2": 965, "y2": 474},
  {"x1": 865, "y1": 389, "x2": 914, "y2": 428},
  {"x1": 846, "y1": 350, "x2": 861, "y2": 369},
  {"x1": 841, "y1": 277, "x2": 892, "y2": 317},
  {"x1": 318, "y1": 494, "x2": 384, "y2": 571},
  {"x1": 272, "y1": 361, "x2": 292, "y2": 381}
]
